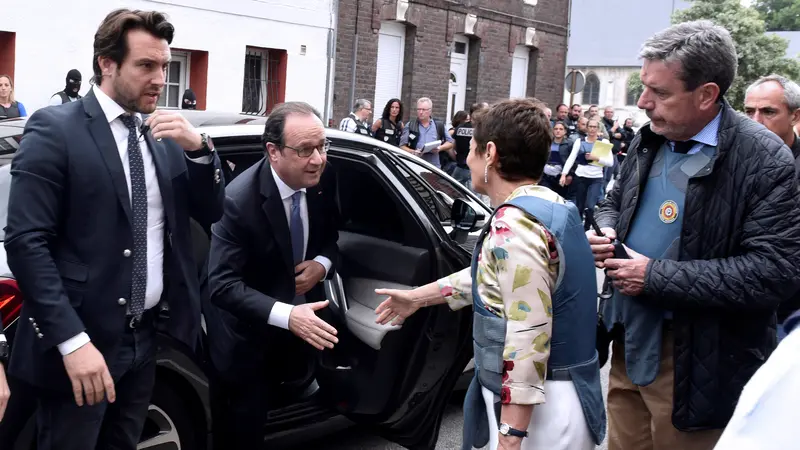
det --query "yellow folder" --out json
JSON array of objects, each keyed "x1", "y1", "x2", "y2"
[{"x1": 589, "y1": 140, "x2": 613, "y2": 167}]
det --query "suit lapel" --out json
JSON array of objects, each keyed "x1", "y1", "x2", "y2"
[
  {"x1": 143, "y1": 128, "x2": 177, "y2": 235},
  {"x1": 260, "y1": 162, "x2": 294, "y2": 276},
  {"x1": 83, "y1": 90, "x2": 132, "y2": 225}
]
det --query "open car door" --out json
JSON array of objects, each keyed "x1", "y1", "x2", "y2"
[{"x1": 314, "y1": 147, "x2": 482, "y2": 449}]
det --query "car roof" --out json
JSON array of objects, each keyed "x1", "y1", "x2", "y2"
[
  {"x1": 0, "y1": 109, "x2": 267, "y2": 130},
  {"x1": 0, "y1": 112, "x2": 446, "y2": 173}
]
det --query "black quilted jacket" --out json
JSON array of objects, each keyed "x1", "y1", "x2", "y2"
[{"x1": 596, "y1": 101, "x2": 800, "y2": 431}]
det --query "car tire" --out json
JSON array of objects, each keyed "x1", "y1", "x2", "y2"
[{"x1": 139, "y1": 382, "x2": 204, "y2": 450}]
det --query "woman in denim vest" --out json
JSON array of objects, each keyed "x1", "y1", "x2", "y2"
[{"x1": 375, "y1": 98, "x2": 604, "y2": 450}]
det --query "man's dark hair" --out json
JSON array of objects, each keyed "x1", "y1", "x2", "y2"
[
  {"x1": 472, "y1": 98, "x2": 552, "y2": 182},
  {"x1": 556, "y1": 103, "x2": 568, "y2": 111},
  {"x1": 571, "y1": 103, "x2": 581, "y2": 109},
  {"x1": 381, "y1": 98, "x2": 404, "y2": 122},
  {"x1": 470, "y1": 102, "x2": 489, "y2": 116},
  {"x1": 262, "y1": 102, "x2": 322, "y2": 149},
  {"x1": 452, "y1": 110, "x2": 468, "y2": 129},
  {"x1": 93, "y1": 9, "x2": 175, "y2": 86},
  {"x1": 552, "y1": 120, "x2": 567, "y2": 129}
]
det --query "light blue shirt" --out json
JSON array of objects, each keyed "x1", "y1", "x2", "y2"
[{"x1": 669, "y1": 108, "x2": 722, "y2": 155}]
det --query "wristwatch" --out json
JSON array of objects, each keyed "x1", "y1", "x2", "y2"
[
  {"x1": 499, "y1": 423, "x2": 529, "y2": 438},
  {"x1": 0, "y1": 336, "x2": 9, "y2": 368},
  {"x1": 187, "y1": 133, "x2": 215, "y2": 158}
]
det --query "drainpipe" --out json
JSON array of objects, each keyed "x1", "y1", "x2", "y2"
[
  {"x1": 323, "y1": 0, "x2": 340, "y2": 125},
  {"x1": 347, "y1": 0, "x2": 362, "y2": 116}
]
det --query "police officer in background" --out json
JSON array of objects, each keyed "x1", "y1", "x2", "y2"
[
  {"x1": 450, "y1": 103, "x2": 487, "y2": 188},
  {"x1": 48, "y1": 69, "x2": 82, "y2": 106},
  {"x1": 339, "y1": 99, "x2": 373, "y2": 137}
]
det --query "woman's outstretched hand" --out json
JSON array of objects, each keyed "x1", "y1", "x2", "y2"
[{"x1": 374, "y1": 288, "x2": 421, "y2": 326}]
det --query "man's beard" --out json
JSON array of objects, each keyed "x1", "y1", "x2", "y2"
[{"x1": 113, "y1": 77, "x2": 159, "y2": 114}]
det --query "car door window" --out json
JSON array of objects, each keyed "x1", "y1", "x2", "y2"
[{"x1": 390, "y1": 155, "x2": 489, "y2": 250}]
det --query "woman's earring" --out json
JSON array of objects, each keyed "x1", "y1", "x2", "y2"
[{"x1": 484, "y1": 164, "x2": 489, "y2": 184}]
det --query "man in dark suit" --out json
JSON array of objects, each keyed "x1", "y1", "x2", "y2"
[
  {"x1": 207, "y1": 101, "x2": 339, "y2": 449},
  {"x1": 4, "y1": 9, "x2": 224, "y2": 450}
]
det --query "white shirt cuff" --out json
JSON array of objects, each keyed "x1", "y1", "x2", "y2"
[
  {"x1": 184, "y1": 153, "x2": 213, "y2": 164},
  {"x1": 58, "y1": 332, "x2": 91, "y2": 356},
  {"x1": 0, "y1": 334, "x2": 6, "y2": 342},
  {"x1": 313, "y1": 256, "x2": 332, "y2": 279},
  {"x1": 267, "y1": 302, "x2": 294, "y2": 330}
]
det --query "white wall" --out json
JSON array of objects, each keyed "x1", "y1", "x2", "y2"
[{"x1": 1, "y1": 0, "x2": 334, "y2": 115}]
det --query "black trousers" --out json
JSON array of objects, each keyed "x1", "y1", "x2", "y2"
[{"x1": 35, "y1": 321, "x2": 157, "y2": 450}]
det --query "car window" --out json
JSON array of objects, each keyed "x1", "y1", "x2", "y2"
[{"x1": 393, "y1": 155, "x2": 473, "y2": 222}]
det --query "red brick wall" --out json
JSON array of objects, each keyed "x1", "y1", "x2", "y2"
[{"x1": 332, "y1": 0, "x2": 569, "y2": 124}]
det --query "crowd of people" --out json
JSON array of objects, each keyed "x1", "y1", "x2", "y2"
[{"x1": 1, "y1": 7, "x2": 800, "y2": 450}]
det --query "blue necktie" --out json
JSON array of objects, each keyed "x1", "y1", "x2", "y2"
[
  {"x1": 119, "y1": 114, "x2": 148, "y2": 318},
  {"x1": 290, "y1": 191, "x2": 304, "y2": 265}
]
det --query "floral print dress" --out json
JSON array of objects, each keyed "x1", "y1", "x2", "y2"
[{"x1": 438, "y1": 184, "x2": 561, "y2": 406}]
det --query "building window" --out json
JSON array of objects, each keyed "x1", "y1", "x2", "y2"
[
  {"x1": 242, "y1": 47, "x2": 287, "y2": 115},
  {"x1": 157, "y1": 52, "x2": 189, "y2": 109},
  {"x1": 172, "y1": 48, "x2": 209, "y2": 110},
  {"x1": 584, "y1": 73, "x2": 600, "y2": 106}
]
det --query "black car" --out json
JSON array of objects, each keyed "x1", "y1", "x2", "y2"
[{"x1": 0, "y1": 112, "x2": 489, "y2": 450}]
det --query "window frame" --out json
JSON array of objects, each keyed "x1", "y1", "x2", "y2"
[
  {"x1": 584, "y1": 72, "x2": 600, "y2": 106},
  {"x1": 158, "y1": 51, "x2": 190, "y2": 109}
]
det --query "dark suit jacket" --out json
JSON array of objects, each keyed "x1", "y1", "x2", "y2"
[
  {"x1": 4, "y1": 91, "x2": 224, "y2": 391},
  {"x1": 206, "y1": 158, "x2": 338, "y2": 382}
]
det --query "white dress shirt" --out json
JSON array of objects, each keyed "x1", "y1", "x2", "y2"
[
  {"x1": 58, "y1": 86, "x2": 166, "y2": 355},
  {"x1": 267, "y1": 167, "x2": 332, "y2": 330}
]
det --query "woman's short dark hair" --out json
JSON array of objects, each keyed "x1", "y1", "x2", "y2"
[
  {"x1": 93, "y1": 9, "x2": 175, "y2": 86},
  {"x1": 472, "y1": 98, "x2": 552, "y2": 182},
  {"x1": 451, "y1": 110, "x2": 468, "y2": 129},
  {"x1": 381, "y1": 98, "x2": 403, "y2": 122},
  {"x1": 262, "y1": 101, "x2": 322, "y2": 149}
]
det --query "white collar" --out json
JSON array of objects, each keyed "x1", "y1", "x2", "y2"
[
  {"x1": 92, "y1": 85, "x2": 143, "y2": 125},
  {"x1": 271, "y1": 165, "x2": 306, "y2": 201}
]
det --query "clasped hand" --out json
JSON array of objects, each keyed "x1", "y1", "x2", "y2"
[{"x1": 586, "y1": 228, "x2": 649, "y2": 297}]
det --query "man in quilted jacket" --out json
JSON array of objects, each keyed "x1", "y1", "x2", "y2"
[{"x1": 587, "y1": 20, "x2": 800, "y2": 450}]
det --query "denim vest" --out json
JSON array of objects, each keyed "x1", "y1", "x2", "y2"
[
  {"x1": 461, "y1": 195, "x2": 606, "y2": 449},
  {"x1": 575, "y1": 139, "x2": 594, "y2": 166}
]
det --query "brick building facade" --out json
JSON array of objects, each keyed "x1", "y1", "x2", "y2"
[{"x1": 332, "y1": 0, "x2": 570, "y2": 125}]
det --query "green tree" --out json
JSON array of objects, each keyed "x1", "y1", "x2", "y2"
[
  {"x1": 754, "y1": 0, "x2": 800, "y2": 31},
  {"x1": 673, "y1": 0, "x2": 800, "y2": 110},
  {"x1": 626, "y1": 72, "x2": 644, "y2": 106}
]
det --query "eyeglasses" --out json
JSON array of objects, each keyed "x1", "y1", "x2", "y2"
[
  {"x1": 283, "y1": 140, "x2": 331, "y2": 158},
  {"x1": 417, "y1": 108, "x2": 431, "y2": 112}
]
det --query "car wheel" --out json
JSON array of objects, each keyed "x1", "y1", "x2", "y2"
[{"x1": 138, "y1": 383, "x2": 203, "y2": 450}]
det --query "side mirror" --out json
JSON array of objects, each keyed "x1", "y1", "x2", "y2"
[{"x1": 450, "y1": 199, "x2": 485, "y2": 243}]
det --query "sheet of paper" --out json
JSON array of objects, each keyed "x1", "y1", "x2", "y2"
[
  {"x1": 422, "y1": 140, "x2": 442, "y2": 154},
  {"x1": 589, "y1": 140, "x2": 613, "y2": 167}
]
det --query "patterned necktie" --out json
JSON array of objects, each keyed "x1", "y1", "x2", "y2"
[
  {"x1": 290, "y1": 191, "x2": 305, "y2": 266},
  {"x1": 119, "y1": 114, "x2": 148, "y2": 318}
]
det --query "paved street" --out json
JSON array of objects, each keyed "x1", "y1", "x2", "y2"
[{"x1": 306, "y1": 270, "x2": 611, "y2": 450}]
